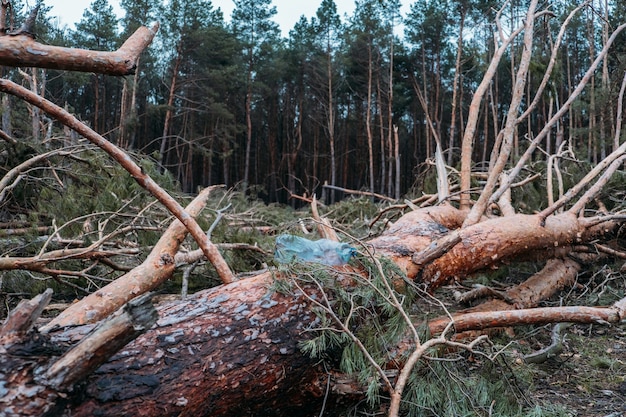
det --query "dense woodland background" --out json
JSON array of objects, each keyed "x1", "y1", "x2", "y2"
[{"x1": 3, "y1": 0, "x2": 625, "y2": 205}]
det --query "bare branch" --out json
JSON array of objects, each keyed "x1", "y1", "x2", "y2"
[
  {"x1": 0, "y1": 23, "x2": 160, "y2": 75},
  {"x1": 517, "y1": 1, "x2": 591, "y2": 123},
  {"x1": 0, "y1": 288, "x2": 52, "y2": 339},
  {"x1": 0, "y1": 79, "x2": 234, "y2": 284},
  {"x1": 463, "y1": 0, "x2": 539, "y2": 226},
  {"x1": 458, "y1": 6, "x2": 525, "y2": 210},
  {"x1": 539, "y1": 145, "x2": 626, "y2": 218},
  {"x1": 568, "y1": 154, "x2": 626, "y2": 215},
  {"x1": 491, "y1": 22, "x2": 626, "y2": 204},
  {"x1": 321, "y1": 183, "x2": 395, "y2": 202},
  {"x1": 0, "y1": 147, "x2": 82, "y2": 202},
  {"x1": 40, "y1": 186, "x2": 221, "y2": 330}
]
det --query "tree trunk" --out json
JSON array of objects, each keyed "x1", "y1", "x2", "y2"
[
  {"x1": 119, "y1": 78, "x2": 129, "y2": 148},
  {"x1": 447, "y1": 9, "x2": 465, "y2": 166},
  {"x1": 243, "y1": 59, "x2": 253, "y2": 192},
  {"x1": 3, "y1": 202, "x2": 623, "y2": 416},
  {"x1": 66, "y1": 272, "x2": 325, "y2": 417},
  {"x1": 366, "y1": 42, "x2": 375, "y2": 195},
  {"x1": 159, "y1": 49, "x2": 182, "y2": 172},
  {"x1": 327, "y1": 35, "x2": 336, "y2": 204}
]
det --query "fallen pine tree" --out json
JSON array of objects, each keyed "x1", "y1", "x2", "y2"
[{"x1": 3, "y1": 198, "x2": 626, "y2": 416}]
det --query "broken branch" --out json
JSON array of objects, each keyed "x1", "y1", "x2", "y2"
[
  {"x1": 40, "y1": 293, "x2": 157, "y2": 391},
  {"x1": 0, "y1": 79, "x2": 234, "y2": 285},
  {"x1": 0, "y1": 23, "x2": 159, "y2": 75}
]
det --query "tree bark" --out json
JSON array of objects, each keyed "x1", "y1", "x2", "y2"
[
  {"x1": 0, "y1": 24, "x2": 159, "y2": 76},
  {"x1": 159, "y1": 46, "x2": 182, "y2": 171},
  {"x1": 67, "y1": 272, "x2": 327, "y2": 417},
  {"x1": 366, "y1": 42, "x2": 375, "y2": 195},
  {"x1": 3, "y1": 203, "x2": 623, "y2": 416}
]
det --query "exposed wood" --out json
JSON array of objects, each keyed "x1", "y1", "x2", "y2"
[
  {"x1": 0, "y1": 289, "x2": 64, "y2": 417},
  {"x1": 311, "y1": 195, "x2": 338, "y2": 241},
  {"x1": 0, "y1": 127, "x2": 16, "y2": 144},
  {"x1": 1, "y1": 288, "x2": 52, "y2": 340},
  {"x1": 416, "y1": 212, "x2": 602, "y2": 289},
  {"x1": 411, "y1": 228, "x2": 462, "y2": 268},
  {"x1": 42, "y1": 293, "x2": 158, "y2": 391},
  {"x1": 491, "y1": 22, "x2": 626, "y2": 205},
  {"x1": 430, "y1": 256, "x2": 583, "y2": 335},
  {"x1": 367, "y1": 204, "x2": 467, "y2": 276},
  {"x1": 0, "y1": 292, "x2": 156, "y2": 416},
  {"x1": 41, "y1": 186, "x2": 219, "y2": 331},
  {"x1": 463, "y1": 0, "x2": 538, "y2": 226},
  {"x1": 453, "y1": 257, "x2": 581, "y2": 307},
  {"x1": 0, "y1": 24, "x2": 159, "y2": 76}
]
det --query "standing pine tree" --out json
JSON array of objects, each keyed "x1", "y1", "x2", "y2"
[
  {"x1": 157, "y1": 0, "x2": 226, "y2": 184},
  {"x1": 312, "y1": 0, "x2": 343, "y2": 203},
  {"x1": 118, "y1": 0, "x2": 158, "y2": 150},
  {"x1": 231, "y1": 0, "x2": 280, "y2": 192},
  {"x1": 71, "y1": 0, "x2": 120, "y2": 136},
  {"x1": 346, "y1": 0, "x2": 390, "y2": 196}
]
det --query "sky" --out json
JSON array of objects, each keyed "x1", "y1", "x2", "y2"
[{"x1": 42, "y1": 0, "x2": 410, "y2": 38}]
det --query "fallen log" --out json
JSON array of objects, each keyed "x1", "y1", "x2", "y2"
[
  {"x1": 66, "y1": 272, "x2": 328, "y2": 417},
  {"x1": 0, "y1": 289, "x2": 157, "y2": 416},
  {"x1": 369, "y1": 207, "x2": 616, "y2": 291},
  {"x1": 1, "y1": 204, "x2": 624, "y2": 416},
  {"x1": 3, "y1": 272, "x2": 331, "y2": 417}
]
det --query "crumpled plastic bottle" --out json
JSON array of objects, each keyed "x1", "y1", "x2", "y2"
[{"x1": 274, "y1": 234, "x2": 357, "y2": 266}]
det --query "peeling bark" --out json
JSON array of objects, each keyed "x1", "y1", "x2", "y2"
[
  {"x1": 0, "y1": 289, "x2": 156, "y2": 416},
  {"x1": 60, "y1": 272, "x2": 327, "y2": 417},
  {"x1": 370, "y1": 209, "x2": 608, "y2": 291}
]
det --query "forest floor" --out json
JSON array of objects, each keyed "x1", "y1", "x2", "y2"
[
  {"x1": 2, "y1": 192, "x2": 625, "y2": 417},
  {"x1": 524, "y1": 323, "x2": 626, "y2": 416},
  {"x1": 435, "y1": 264, "x2": 626, "y2": 417}
]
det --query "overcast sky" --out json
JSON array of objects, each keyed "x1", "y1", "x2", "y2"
[
  {"x1": 42, "y1": 0, "x2": 382, "y2": 37},
  {"x1": 45, "y1": 0, "x2": 354, "y2": 36}
]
